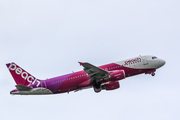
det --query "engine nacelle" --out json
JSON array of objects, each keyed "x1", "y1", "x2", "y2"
[
  {"x1": 109, "y1": 70, "x2": 125, "y2": 81},
  {"x1": 102, "y1": 81, "x2": 120, "y2": 90},
  {"x1": 93, "y1": 70, "x2": 125, "y2": 93}
]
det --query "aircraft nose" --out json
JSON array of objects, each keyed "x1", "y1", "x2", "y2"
[{"x1": 160, "y1": 59, "x2": 166, "y2": 67}]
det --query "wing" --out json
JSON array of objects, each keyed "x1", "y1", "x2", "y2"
[{"x1": 79, "y1": 62, "x2": 109, "y2": 83}]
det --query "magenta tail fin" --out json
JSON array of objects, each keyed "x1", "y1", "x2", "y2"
[{"x1": 6, "y1": 62, "x2": 37, "y2": 86}]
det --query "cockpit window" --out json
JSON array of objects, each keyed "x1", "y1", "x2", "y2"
[{"x1": 152, "y1": 56, "x2": 157, "y2": 59}]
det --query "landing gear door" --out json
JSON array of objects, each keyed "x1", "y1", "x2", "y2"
[{"x1": 142, "y1": 56, "x2": 148, "y2": 65}]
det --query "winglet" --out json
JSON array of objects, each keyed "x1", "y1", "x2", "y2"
[{"x1": 78, "y1": 62, "x2": 83, "y2": 66}]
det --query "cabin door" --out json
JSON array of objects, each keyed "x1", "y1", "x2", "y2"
[{"x1": 142, "y1": 56, "x2": 148, "y2": 65}]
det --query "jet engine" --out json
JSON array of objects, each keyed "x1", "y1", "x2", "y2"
[
  {"x1": 93, "y1": 81, "x2": 120, "y2": 92},
  {"x1": 109, "y1": 70, "x2": 125, "y2": 81},
  {"x1": 102, "y1": 81, "x2": 120, "y2": 90},
  {"x1": 93, "y1": 70, "x2": 125, "y2": 93}
]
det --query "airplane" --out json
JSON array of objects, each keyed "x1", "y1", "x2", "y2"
[{"x1": 7, "y1": 55, "x2": 165, "y2": 95}]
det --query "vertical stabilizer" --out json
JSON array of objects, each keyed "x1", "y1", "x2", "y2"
[{"x1": 6, "y1": 62, "x2": 37, "y2": 86}]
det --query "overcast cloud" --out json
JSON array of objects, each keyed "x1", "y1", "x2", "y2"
[{"x1": 0, "y1": 0, "x2": 180, "y2": 120}]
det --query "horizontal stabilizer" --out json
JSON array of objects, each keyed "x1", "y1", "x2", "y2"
[{"x1": 15, "y1": 85, "x2": 32, "y2": 91}]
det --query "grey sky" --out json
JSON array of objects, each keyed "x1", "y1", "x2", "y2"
[{"x1": 0, "y1": 0, "x2": 179, "y2": 120}]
